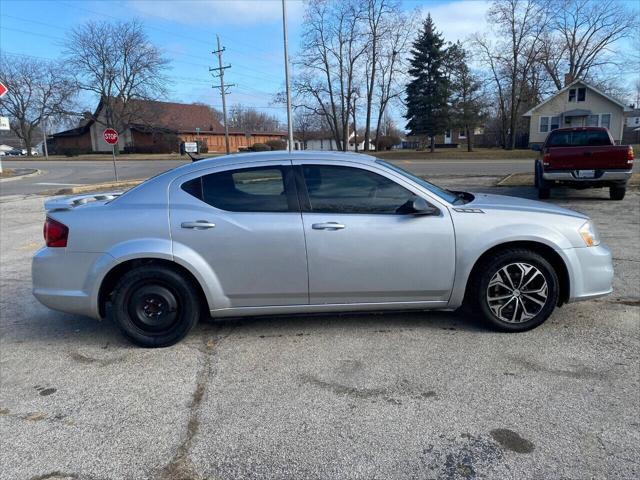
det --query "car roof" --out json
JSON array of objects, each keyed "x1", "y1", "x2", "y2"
[{"x1": 174, "y1": 150, "x2": 379, "y2": 174}]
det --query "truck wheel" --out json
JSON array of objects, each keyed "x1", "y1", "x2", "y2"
[
  {"x1": 609, "y1": 186, "x2": 626, "y2": 200},
  {"x1": 112, "y1": 265, "x2": 201, "y2": 347},
  {"x1": 535, "y1": 161, "x2": 550, "y2": 199},
  {"x1": 468, "y1": 248, "x2": 559, "y2": 332},
  {"x1": 538, "y1": 187, "x2": 550, "y2": 199}
]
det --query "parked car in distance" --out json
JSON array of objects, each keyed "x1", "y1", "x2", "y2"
[
  {"x1": 5, "y1": 148, "x2": 24, "y2": 156},
  {"x1": 534, "y1": 127, "x2": 634, "y2": 200},
  {"x1": 33, "y1": 152, "x2": 614, "y2": 347}
]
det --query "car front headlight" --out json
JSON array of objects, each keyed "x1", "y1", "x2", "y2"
[{"x1": 579, "y1": 220, "x2": 600, "y2": 247}]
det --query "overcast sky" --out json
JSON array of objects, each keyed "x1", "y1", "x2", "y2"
[{"x1": 0, "y1": 0, "x2": 637, "y2": 130}]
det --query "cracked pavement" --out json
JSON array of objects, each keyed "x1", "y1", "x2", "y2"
[{"x1": 1, "y1": 180, "x2": 638, "y2": 479}]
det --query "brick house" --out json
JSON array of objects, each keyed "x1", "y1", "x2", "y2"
[{"x1": 49, "y1": 99, "x2": 287, "y2": 154}]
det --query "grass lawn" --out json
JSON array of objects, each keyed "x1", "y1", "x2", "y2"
[{"x1": 372, "y1": 148, "x2": 537, "y2": 160}]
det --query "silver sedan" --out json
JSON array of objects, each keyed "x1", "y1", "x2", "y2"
[{"x1": 33, "y1": 152, "x2": 613, "y2": 347}]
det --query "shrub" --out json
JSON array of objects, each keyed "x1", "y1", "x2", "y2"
[
  {"x1": 250, "y1": 142, "x2": 271, "y2": 152},
  {"x1": 265, "y1": 139, "x2": 286, "y2": 151}
]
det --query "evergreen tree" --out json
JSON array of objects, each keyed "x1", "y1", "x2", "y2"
[
  {"x1": 404, "y1": 15, "x2": 449, "y2": 153},
  {"x1": 447, "y1": 42, "x2": 484, "y2": 152}
]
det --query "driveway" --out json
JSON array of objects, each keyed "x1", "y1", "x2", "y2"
[{"x1": 0, "y1": 180, "x2": 638, "y2": 479}]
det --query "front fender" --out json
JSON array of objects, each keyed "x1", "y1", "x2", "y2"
[{"x1": 448, "y1": 223, "x2": 572, "y2": 308}]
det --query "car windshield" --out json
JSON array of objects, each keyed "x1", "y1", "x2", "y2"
[{"x1": 376, "y1": 160, "x2": 465, "y2": 204}]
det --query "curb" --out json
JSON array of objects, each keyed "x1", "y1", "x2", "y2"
[
  {"x1": 53, "y1": 179, "x2": 145, "y2": 195},
  {"x1": 0, "y1": 169, "x2": 43, "y2": 183}
]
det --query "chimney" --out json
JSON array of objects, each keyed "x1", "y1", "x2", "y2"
[{"x1": 564, "y1": 73, "x2": 573, "y2": 87}]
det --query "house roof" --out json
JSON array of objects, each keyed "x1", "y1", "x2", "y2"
[
  {"x1": 125, "y1": 99, "x2": 224, "y2": 133},
  {"x1": 523, "y1": 79, "x2": 629, "y2": 117}
]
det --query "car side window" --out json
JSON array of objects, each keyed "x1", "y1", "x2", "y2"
[
  {"x1": 181, "y1": 166, "x2": 295, "y2": 212},
  {"x1": 301, "y1": 164, "x2": 414, "y2": 214}
]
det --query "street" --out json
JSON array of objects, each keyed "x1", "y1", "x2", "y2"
[
  {"x1": 1, "y1": 172, "x2": 638, "y2": 479},
  {"x1": 0, "y1": 158, "x2": 537, "y2": 196}
]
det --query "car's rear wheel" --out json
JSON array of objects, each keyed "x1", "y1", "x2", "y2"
[
  {"x1": 112, "y1": 265, "x2": 200, "y2": 347},
  {"x1": 468, "y1": 249, "x2": 559, "y2": 332},
  {"x1": 609, "y1": 186, "x2": 626, "y2": 201}
]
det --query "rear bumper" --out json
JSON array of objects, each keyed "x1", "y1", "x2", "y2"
[
  {"x1": 32, "y1": 247, "x2": 108, "y2": 319},
  {"x1": 543, "y1": 169, "x2": 632, "y2": 182},
  {"x1": 562, "y1": 244, "x2": 614, "y2": 303}
]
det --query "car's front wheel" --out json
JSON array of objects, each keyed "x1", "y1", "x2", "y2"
[
  {"x1": 112, "y1": 265, "x2": 201, "y2": 347},
  {"x1": 469, "y1": 249, "x2": 559, "y2": 332}
]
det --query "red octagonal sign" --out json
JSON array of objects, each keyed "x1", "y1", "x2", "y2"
[
  {"x1": 0, "y1": 82, "x2": 8, "y2": 98},
  {"x1": 103, "y1": 128, "x2": 119, "y2": 145}
]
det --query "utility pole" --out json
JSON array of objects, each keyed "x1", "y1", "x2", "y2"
[
  {"x1": 42, "y1": 117, "x2": 49, "y2": 160},
  {"x1": 210, "y1": 35, "x2": 235, "y2": 155},
  {"x1": 282, "y1": 0, "x2": 294, "y2": 152}
]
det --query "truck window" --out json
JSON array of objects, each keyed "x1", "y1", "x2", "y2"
[{"x1": 547, "y1": 130, "x2": 611, "y2": 147}]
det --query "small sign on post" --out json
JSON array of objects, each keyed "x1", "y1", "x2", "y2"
[
  {"x1": 0, "y1": 83, "x2": 7, "y2": 174},
  {"x1": 184, "y1": 142, "x2": 198, "y2": 153},
  {"x1": 103, "y1": 128, "x2": 119, "y2": 182}
]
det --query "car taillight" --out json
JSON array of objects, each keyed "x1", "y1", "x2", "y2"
[
  {"x1": 543, "y1": 149, "x2": 550, "y2": 166},
  {"x1": 628, "y1": 146, "x2": 634, "y2": 164},
  {"x1": 44, "y1": 217, "x2": 68, "y2": 247}
]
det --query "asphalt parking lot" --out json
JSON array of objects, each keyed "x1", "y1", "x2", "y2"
[{"x1": 1, "y1": 177, "x2": 638, "y2": 479}]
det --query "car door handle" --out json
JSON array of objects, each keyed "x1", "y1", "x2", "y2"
[
  {"x1": 181, "y1": 221, "x2": 216, "y2": 230},
  {"x1": 312, "y1": 222, "x2": 345, "y2": 230}
]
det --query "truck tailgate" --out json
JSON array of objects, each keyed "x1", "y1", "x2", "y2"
[{"x1": 547, "y1": 146, "x2": 631, "y2": 170}]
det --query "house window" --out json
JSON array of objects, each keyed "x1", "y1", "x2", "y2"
[
  {"x1": 587, "y1": 115, "x2": 599, "y2": 127},
  {"x1": 540, "y1": 116, "x2": 549, "y2": 133},
  {"x1": 600, "y1": 113, "x2": 611, "y2": 129},
  {"x1": 458, "y1": 130, "x2": 466, "y2": 139},
  {"x1": 568, "y1": 87, "x2": 586, "y2": 102},
  {"x1": 540, "y1": 116, "x2": 560, "y2": 133}
]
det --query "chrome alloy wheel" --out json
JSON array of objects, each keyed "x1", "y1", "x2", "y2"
[{"x1": 486, "y1": 263, "x2": 548, "y2": 323}]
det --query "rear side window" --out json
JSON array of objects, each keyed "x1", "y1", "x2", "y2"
[
  {"x1": 181, "y1": 166, "x2": 295, "y2": 212},
  {"x1": 547, "y1": 130, "x2": 610, "y2": 147},
  {"x1": 301, "y1": 165, "x2": 414, "y2": 214}
]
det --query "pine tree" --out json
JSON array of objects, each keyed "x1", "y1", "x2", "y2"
[
  {"x1": 448, "y1": 42, "x2": 484, "y2": 152},
  {"x1": 404, "y1": 15, "x2": 449, "y2": 153}
]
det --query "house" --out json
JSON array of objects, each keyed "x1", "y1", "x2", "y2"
[
  {"x1": 523, "y1": 80, "x2": 629, "y2": 146},
  {"x1": 49, "y1": 99, "x2": 287, "y2": 154},
  {"x1": 399, "y1": 127, "x2": 485, "y2": 149},
  {"x1": 623, "y1": 108, "x2": 640, "y2": 145},
  {"x1": 301, "y1": 129, "x2": 375, "y2": 151}
]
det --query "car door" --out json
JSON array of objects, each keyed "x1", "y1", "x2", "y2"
[
  {"x1": 169, "y1": 161, "x2": 308, "y2": 309},
  {"x1": 293, "y1": 161, "x2": 456, "y2": 305}
]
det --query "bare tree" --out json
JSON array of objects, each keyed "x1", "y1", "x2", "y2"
[
  {"x1": 539, "y1": 0, "x2": 638, "y2": 89},
  {"x1": 228, "y1": 104, "x2": 282, "y2": 132},
  {"x1": 372, "y1": 9, "x2": 414, "y2": 150},
  {"x1": 64, "y1": 20, "x2": 169, "y2": 135},
  {"x1": 294, "y1": 0, "x2": 368, "y2": 151},
  {"x1": 474, "y1": 0, "x2": 547, "y2": 149},
  {"x1": 0, "y1": 55, "x2": 76, "y2": 156},
  {"x1": 293, "y1": 110, "x2": 327, "y2": 149},
  {"x1": 361, "y1": 0, "x2": 400, "y2": 151}
]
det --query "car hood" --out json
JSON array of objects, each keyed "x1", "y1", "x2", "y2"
[{"x1": 464, "y1": 192, "x2": 588, "y2": 219}]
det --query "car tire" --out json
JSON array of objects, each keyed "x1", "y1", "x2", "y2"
[
  {"x1": 609, "y1": 186, "x2": 626, "y2": 201},
  {"x1": 111, "y1": 265, "x2": 201, "y2": 347},
  {"x1": 468, "y1": 249, "x2": 559, "y2": 332}
]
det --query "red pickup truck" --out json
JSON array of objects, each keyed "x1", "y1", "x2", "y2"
[{"x1": 535, "y1": 127, "x2": 634, "y2": 200}]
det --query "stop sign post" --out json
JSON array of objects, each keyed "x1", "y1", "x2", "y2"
[{"x1": 103, "y1": 128, "x2": 119, "y2": 181}]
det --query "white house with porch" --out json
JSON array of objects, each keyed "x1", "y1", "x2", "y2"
[{"x1": 523, "y1": 79, "x2": 629, "y2": 146}]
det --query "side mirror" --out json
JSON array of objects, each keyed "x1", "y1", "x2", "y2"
[{"x1": 398, "y1": 197, "x2": 439, "y2": 215}]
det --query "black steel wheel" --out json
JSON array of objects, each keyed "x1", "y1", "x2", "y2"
[{"x1": 112, "y1": 265, "x2": 201, "y2": 347}]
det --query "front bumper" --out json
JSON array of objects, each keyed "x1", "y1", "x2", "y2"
[
  {"x1": 543, "y1": 169, "x2": 632, "y2": 182},
  {"x1": 562, "y1": 244, "x2": 614, "y2": 303}
]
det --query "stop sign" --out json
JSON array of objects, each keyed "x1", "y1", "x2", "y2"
[
  {"x1": 103, "y1": 128, "x2": 119, "y2": 145},
  {"x1": 0, "y1": 82, "x2": 7, "y2": 98}
]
